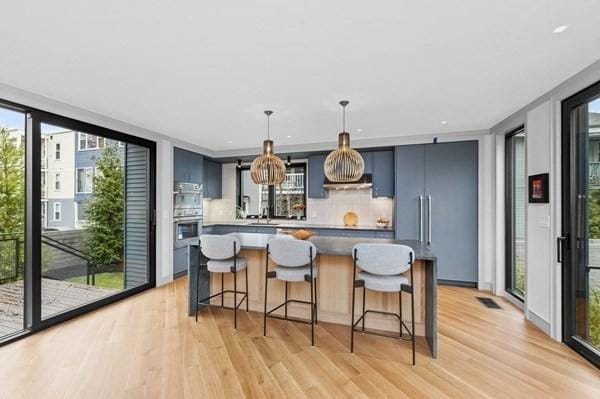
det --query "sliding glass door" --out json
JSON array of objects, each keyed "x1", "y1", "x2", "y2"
[
  {"x1": 0, "y1": 105, "x2": 26, "y2": 339},
  {"x1": 561, "y1": 81, "x2": 600, "y2": 367},
  {"x1": 0, "y1": 100, "x2": 155, "y2": 344},
  {"x1": 505, "y1": 128, "x2": 527, "y2": 300}
]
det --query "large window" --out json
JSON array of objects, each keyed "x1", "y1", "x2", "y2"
[
  {"x1": 274, "y1": 164, "x2": 306, "y2": 219},
  {"x1": 78, "y1": 132, "x2": 106, "y2": 151},
  {"x1": 53, "y1": 202, "x2": 61, "y2": 221},
  {"x1": 562, "y1": 84, "x2": 600, "y2": 367},
  {"x1": 237, "y1": 163, "x2": 307, "y2": 219},
  {"x1": 505, "y1": 128, "x2": 526, "y2": 300},
  {"x1": 54, "y1": 173, "x2": 61, "y2": 191},
  {"x1": 0, "y1": 104, "x2": 25, "y2": 340},
  {"x1": 76, "y1": 167, "x2": 94, "y2": 193},
  {"x1": 0, "y1": 98, "x2": 156, "y2": 345}
]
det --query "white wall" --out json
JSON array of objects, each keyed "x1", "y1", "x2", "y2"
[
  {"x1": 491, "y1": 58, "x2": 600, "y2": 340},
  {"x1": 525, "y1": 101, "x2": 553, "y2": 333}
]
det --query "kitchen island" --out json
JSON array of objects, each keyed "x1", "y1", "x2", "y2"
[{"x1": 188, "y1": 233, "x2": 438, "y2": 358}]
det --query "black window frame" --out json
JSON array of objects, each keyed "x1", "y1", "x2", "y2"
[
  {"x1": 504, "y1": 125, "x2": 526, "y2": 301},
  {"x1": 0, "y1": 97, "x2": 157, "y2": 347},
  {"x1": 236, "y1": 162, "x2": 307, "y2": 220}
]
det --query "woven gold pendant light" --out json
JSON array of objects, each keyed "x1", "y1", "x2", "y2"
[
  {"x1": 324, "y1": 101, "x2": 365, "y2": 182},
  {"x1": 250, "y1": 110, "x2": 286, "y2": 185}
]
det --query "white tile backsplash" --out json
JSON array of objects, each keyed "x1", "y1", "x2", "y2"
[
  {"x1": 307, "y1": 189, "x2": 393, "y2": 226},
  {"x1": 204, "y1": 163, "x2": 394, "y2": 227}
]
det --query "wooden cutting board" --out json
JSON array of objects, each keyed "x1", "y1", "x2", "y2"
[{"x1": 343, "y1": 211, "x2": 358, "y2": 226}]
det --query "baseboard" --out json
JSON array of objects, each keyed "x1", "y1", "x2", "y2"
[
  {"x1": 173, "y1": 270, "x2": 188, "y2": 279},
  {"x1": 527, "y1": 310, "x2": 551, "y2": 335},
  {"x1": 438, "y1": 279, "x2": 477, "y2": 288}
]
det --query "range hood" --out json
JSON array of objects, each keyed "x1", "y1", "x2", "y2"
[{"x1": 323, "y1": 174, "x2": 372, "y2": 190}]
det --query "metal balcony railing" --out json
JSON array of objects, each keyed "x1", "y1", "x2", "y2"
[
  {"x1": 279, "y1": 173, "x2": 304, "y2": 191},
  {"x1": 591, "y1": 162, "x2": 600, "y2": 186}
]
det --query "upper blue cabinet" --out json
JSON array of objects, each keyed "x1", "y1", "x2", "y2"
[
  {"x1": 203, "y1": 159, "x2": 222, "y2": 199},
  {"x1": 307, "y1": 150, "x2": 394, "y2": 198},
  {"x1": 371, "y1": 150, "x2": 394, "y2": 197},
  {"x1": 174, "y1": 147, "x2": 203, "y2": 184},
  {"x1": 307, "y1": 154, "x2": 328, "y2": 198}
]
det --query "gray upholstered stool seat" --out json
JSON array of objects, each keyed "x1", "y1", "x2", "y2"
[
  {"x1": 207, "y1": 257, "x2": 247, "y2": 273},
  {"x1": 196, "y1": 234, "x2": 248, "y2": 329},
  {"x1": 264, "y1": 237, "x2": 319, "y2": 346},
  {"x1": 275, "y1": 265, "x2": 318, "y2": 282},
  {"x1": 351, "y1": 243, "x2": 416, "y2": 365},
  {"x1": 357, "y1": 271, "x2": 408, "y2": 292}
]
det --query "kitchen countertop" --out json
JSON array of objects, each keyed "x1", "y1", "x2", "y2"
[
  {"x1": 191, "y1": 232, "x2": 435, "y2": 260},
  {"x1": 203, "y1": 220, "x2": 394, "y2": 232}
]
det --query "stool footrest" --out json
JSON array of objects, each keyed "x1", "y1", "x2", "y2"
[{"x1": 197, "y1": 289, "x2": 248, "y2": 310}]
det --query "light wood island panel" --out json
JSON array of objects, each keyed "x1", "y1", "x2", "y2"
[{"x1": 209, "y1": 249, "x2": 427, "y2": 335}]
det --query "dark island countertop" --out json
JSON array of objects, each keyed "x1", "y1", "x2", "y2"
[
  {"x1": 203, "y1": 221, "x2": 394, "y2": 232},
  {"x1": 191, "y1": 232, "x2": 436, "y2": 260}
]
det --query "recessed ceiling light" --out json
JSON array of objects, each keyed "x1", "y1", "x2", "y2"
[
  {"x1": 356, "y1": 128, "x2": 363, "y2": 132},
  {"x1": 287, "y1": 135, "x2": 292, "y2": 138},
  {"x1": 553, "y1": 25, "x2": 568, "y2": 33},
  {"x1": 441, "y1": 120, "x2": 448, "y2": 125},
  {"x1": 227, "y1": 140, "x2": 233, "y2": 144}
]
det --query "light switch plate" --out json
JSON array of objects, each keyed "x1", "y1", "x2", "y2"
[{"x1": 538, "y1": 215, "x2": 550, "y2": 228}]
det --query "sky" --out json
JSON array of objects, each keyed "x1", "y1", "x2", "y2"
[
  {"x1": 590, "y1": 98, "x2": 600, "y2": 113},
  {"x1": 0, "y1": 107, "x2": 75, "y2": 134}
]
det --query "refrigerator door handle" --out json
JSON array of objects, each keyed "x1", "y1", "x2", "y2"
[
  {"x1": 419, "y1": 196, "x2": 424, "y2": 242},
  {"x1": 427, "y1": 195, "x2": 432, "y2": 245}
]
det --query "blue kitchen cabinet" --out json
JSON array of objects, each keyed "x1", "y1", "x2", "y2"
[
  {"x1": 174, "y1": 147, "x2": 189, "y2": 182},
  {"x1": 174, "y1": 147, "x2": 203, "y2": 184},
  {"x1": 394, "y1": 141, "x2": 478, "y2": 284},
  {"x1": 203, "y1": 159, "x2": 222, "y2": 199},
  {"x1": 188, "y1": 152, "x2": 203, "y2": 184},
  {"x1": 308, "y1": 154, "x2": 328, "y2": 199},
  {"x1": 372, "y1": 150, "x2": 394, "y2": 198},
  {"x1": 360, "y1": 151, "x2": 373, "y2": 174}
]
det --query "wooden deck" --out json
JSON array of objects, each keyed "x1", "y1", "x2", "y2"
[
  {"x1": 0, "y1": 278, "x2": 118, "y2": 336},
  {"x1": 0, "y1": 277, "x2": 598, "y2": 398}
]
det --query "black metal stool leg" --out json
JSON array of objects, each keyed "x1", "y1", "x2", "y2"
[
  {"x1": 399, "y1": 291, "x2": 403, "y2": 337},
  {"x1": 221, "y1": 273, "x2": 224, "y2": 307},
  {"x1": 233, "y1": 267, "x2": 237, "y2": 329},
  {"x1": 284, "y1": 281, "x2": 288, "y2": 319},
  {"x1": 362, "y1": 286, "x2": 366, "y2": 331},
  {"x1": 245, "y1": 267, "x2": 249, "y2": 312},
  {"x1": 411, "y1": 285, "x2": 415, "y2": 366},
  {"x1": 350, "y1": 279, "x2": 356, "y2": 353},
  {"x1": 196, "y1": 266, "x2": 202, "y2": 323},
  {"x1": 310, "y1": 273, "x2": 314, "y2": 346},
  {"x1": 314, "y1": 277, "x2": 318, "y2": 325},
  {"x1": 263, "y1": 249, "x2": 269, "y2": 337}
]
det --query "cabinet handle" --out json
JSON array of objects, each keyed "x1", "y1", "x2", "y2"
[
  {"x1": 419, "y1": 196, "x2": 424, "y2": 242},
  {"x1": 557, "y1": 236, "x2": 567, "y2": 263},
  {"x1": 427, "y1": 195, "x2": 432, "y2": 245}
]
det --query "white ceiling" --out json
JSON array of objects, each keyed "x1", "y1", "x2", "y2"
[{"x1": 1, "y1": 0, "x2": 600, "y2": 154}]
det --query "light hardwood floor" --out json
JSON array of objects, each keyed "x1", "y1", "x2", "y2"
[{"x1": 0, "y1": 277, "x2": 598, "y2": 398}]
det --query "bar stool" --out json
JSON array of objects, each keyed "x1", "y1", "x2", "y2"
[
  {"x1": 263, "y1": 237, "x2": 318, "y2": 346},
  {"x1": 196, "y1": 234, "x2": 249, "y2": 329},
  {"x1": 350, "y1": 243, "x2": 416, "y2": 366}
]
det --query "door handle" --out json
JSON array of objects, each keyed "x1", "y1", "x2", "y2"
[
  {"x1": 427, "y1": 195, "x2": 432, "y2": 245},
  {"x1": 419, "y1": 196, "x2": 424, "y2": 242},
  {"x1": 557, "y1": 236, "x2": 567, "y2": 263}
]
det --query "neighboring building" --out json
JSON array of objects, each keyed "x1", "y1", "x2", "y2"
[
  {"x1": 74, "y1": 132, "x2": 124, "y2": 229},
  {"x1": 43, "y1": 130, "x2": 76, "y2": 231},
  {"x1": 39, "y1": 130, "x2": 124, "y2": 230}
]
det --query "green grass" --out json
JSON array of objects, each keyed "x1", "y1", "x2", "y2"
[
  {"x1": 66, "y1": 272, "x2": 124, "y2": 290},
  {"x1": 591, "y1": 288, "x2": 600, "y2": 347}
]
